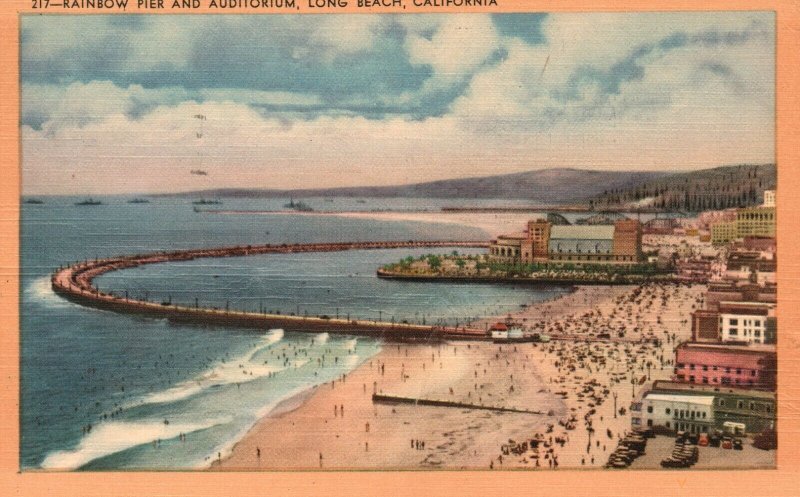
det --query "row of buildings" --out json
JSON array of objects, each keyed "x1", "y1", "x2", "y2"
[
  {"x1": 632, "y1": 229, "x2": 777, "y2": 437},
  {"x1": 710, "y1": 190, "x2": 776, "y2": 245},
  {"x1": 632, "y1": 339, "x2": 777, "y2": 436},
  {"x1": 488, "y1": 219, "x2": 643, "y2": 265}
]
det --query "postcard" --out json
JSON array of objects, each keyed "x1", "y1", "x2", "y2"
[{"x1": 3, "y1": 2, "x2": 800, "y2": 496}]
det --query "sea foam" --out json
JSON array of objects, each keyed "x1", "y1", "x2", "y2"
[
  {"x1": 138, "y1": 329, "x2": 286, "y2": 406},
  {"x1": 41, "y1": 416, "x2": 231, "y2": 470}
]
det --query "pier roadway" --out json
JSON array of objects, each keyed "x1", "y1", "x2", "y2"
[{"x1": 51, "y1": 241, "x2": 491, "y2": 341}]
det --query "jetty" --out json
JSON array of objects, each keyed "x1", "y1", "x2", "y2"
[
  {"x1": 51, "y1": 240, "x2": 491, "y2": 341},
  {"x1": 372, "y1": 394, "x2": 544, "y2": 415}
]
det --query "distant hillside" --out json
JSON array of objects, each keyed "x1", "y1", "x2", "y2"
[
  {"x1": 589, "y1": 164, "x2": 776, "y2": 211},
  {"x1": 166, "y1": 168, "x2": 668, "y2": 205}
]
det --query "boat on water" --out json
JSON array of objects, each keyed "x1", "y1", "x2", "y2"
[
  {"x1": 192, "y1": 199, "x2": 222, "y2": 205},
  {"x1": 356, "y1": 199, "x2": 367, "y2": 204},
  {"x1": 283, "y1": 198, "x2": 314, "y2": 212},
  {"x1": 75, "y1": 198, "x2": 103, "y2": 206},
  {"x1": 128, "y1": 198, "x2": 150, "y2": 204},
  {"x1": 23, "y1": 199, "x2": 44, "y2": 205}
]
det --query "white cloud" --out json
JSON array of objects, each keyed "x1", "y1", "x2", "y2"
[
  {"x1": 405, "y1": 15, "x2": 501, "y2": 78},
  {"x1": 20, "y1": 13, "x2": 775, "y2": 195}
]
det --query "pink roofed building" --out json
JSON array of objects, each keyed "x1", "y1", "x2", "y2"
[{"x1": 673, "y1": 342, "x2": 776, "y2": 391}]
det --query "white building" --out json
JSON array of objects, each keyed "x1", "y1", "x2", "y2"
[
  {"x1": 763, "y1": 190, "x2": 775, "y2": 208},
  {"x1": 720, "y1": 313, "x2": 769, "y2": 344},
  {"x1": 632, "y1": 393, "x2": 715, "y2": 434}
]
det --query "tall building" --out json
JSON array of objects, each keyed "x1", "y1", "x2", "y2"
[
  {"x1": 711, "y1": 221, "x2": 738, "y2": 246},
  {"x1": 763, "y1": 190, "x2": 775, "y2": 208},
  {"x1": 736, "y1": 207, "x2": 776, "y2": 238},
  {"x1": 710, "y1": 205, "x2": 776, "y2": 245}
]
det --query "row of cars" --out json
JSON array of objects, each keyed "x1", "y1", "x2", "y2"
[
  {"x1": 660, "y1": 442, "x2": 700, "y2": 468},
  {"x1": 605, "y1": 431, "x2": 650, "y2": 469},
  {"x1": 679, "y1": 431, "x2": 744, "y2": 450}
]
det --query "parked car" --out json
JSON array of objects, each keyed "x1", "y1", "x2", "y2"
[
  {"x1": 722, "y1": 437, "x2": 733, "y2": 449},
  {"x1": 698, "y1": 433, "x2": 709, "y2": 447},
  {"x1": 687, "y1": 433, "x2": 699, "y2": 445},
  {"x1": 709, "y1": 434, "x2": 721, "y2": 448},
  {"x1": 733, "y1": 438, "x2": 744, "y2": 450}
]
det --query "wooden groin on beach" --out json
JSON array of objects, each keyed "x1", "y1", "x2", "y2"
[
  {"x1": 372, "y1": 394, "x2": 544, "y2": 415},
  {"x1": 50, "y1": 240, "x2": 491, "y2": 341}
]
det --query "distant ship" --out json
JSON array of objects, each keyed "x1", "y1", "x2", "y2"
[
  {"x1": 283, "y1": 198, "x2": 313, "y2": 212},
  {"x1": 75, "y1": 198, "x2": 103, "y2": 206},
  {"x1": 192, "y1": 199, "x2": 222, "y2": 205},
  {"x1": 128, "y1": 198, "x2": 150, "y2": 204},
  {"x1": 356, "y1": 199, "x2": 367, "y2": 204},
  {"x1": 190, "y1": 169, "x2": 208, "y2": 176},
  {"x1": 23, "y1": 198, "x2": 44, "y2": 205}
]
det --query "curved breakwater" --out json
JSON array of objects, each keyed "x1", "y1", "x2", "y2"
[{"x1": 51, "y1": 240, "x2": 492, "y2": 340}]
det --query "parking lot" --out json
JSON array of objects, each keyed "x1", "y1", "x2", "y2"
[{"x1": 628, "y1": 435, "x2": 775, "y2": 469}]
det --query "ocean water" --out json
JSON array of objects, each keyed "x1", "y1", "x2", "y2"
[{"x1": 20, "y1": 196, "x2": 570, "y2": 470}]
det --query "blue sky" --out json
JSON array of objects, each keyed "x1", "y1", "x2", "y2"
[{"x1": 20, "y1": 13, "x2": 774, "y2": 194}]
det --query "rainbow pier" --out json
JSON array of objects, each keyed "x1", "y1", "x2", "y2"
[{"x1": 51, "y1": 240, "x2": 491, "y2": 341}]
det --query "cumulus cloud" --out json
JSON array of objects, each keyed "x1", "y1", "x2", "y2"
[{"x1": 20, "y1": 12, "x2": 775, "y2": 195}]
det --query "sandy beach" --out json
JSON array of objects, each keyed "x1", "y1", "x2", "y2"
[{"x1": 213, "y1": 281, "x2": 708, "y2": 470}]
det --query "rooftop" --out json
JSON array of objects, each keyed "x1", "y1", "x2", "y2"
[
  {"x1": 645, "y1": 393, "x2": 715, "y2": 406},
  {"x1": 551, "y1": 225, "x2": 615, "y2": 240},
  {"x1": 652, "y1": 381, "x2": 776, "y2": 400},
  {"x1": 678, "y1": 342, "x2": 776, "y2": 354}
]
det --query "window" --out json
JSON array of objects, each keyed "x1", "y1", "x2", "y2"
[
  {"x1": 751, "y1": 370, "x2": 757, "y2": 377},
  {"x1": 728, "y1": 329, "x2": 738, "y2": 336},
  {"x1": 690, "y1": 364, "x2": 695, "y2": 370},
  {"x1": 666, "y1": 422, "x2": 670, "y2": 429},
  {"x1": 738, "y1": 401, "x2": 744, "y2": 409},
  {"x1": 730, "y1": 318, "x2": 739, "y2": 325},
  {"x1": 750, "y1": 402, "x2": 756, "y2": 411},
  {"x1": 713, "y1": 366, "x2": 718, "y2": 371},
  {"x1": 719, "y1": 399, "x2": 726, "y2": 407},
  {"x1": 737, "y1": 369, "x2": 742, "y2": 375},
  {"x1": 647, "y1": 419, "x2": 653, "y2": 427},
  {"x1": 725, "y1": 368, "x2": 731, "y2": 374},
  {"x1": 702, "y1": 412, "x2": 706, "y2": 419},
  {"x1": 703, "y1": 365, "x2": 708, "y2": 371},
  {"x1": 702, "y1": 377, "x2": 708, "y2": 384},
  {"x1": 666, "y1": 408, "x2": 671, "y2": 415},
  {"x1": 647, "y1": 406, "x2": 653, "y2": 413},
  {"x1": 689, "y1": 376, "x2": 696, "y2": 383}
]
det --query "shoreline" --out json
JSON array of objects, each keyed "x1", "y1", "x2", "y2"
[
  {"x1": 210, "y1": 284, "x2": 620, "y2": 470},
  {"x1": 210, "y1": 280, "x2": 717, "y2": 470}
]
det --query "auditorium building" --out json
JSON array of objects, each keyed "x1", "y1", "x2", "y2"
[{"x1": 488, "y1": 219, "x2": 643, "y2": 265}]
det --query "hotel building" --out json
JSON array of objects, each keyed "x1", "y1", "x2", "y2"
[{"x1": 673, "y1": 342, "x2": 776, "y2": 391}]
